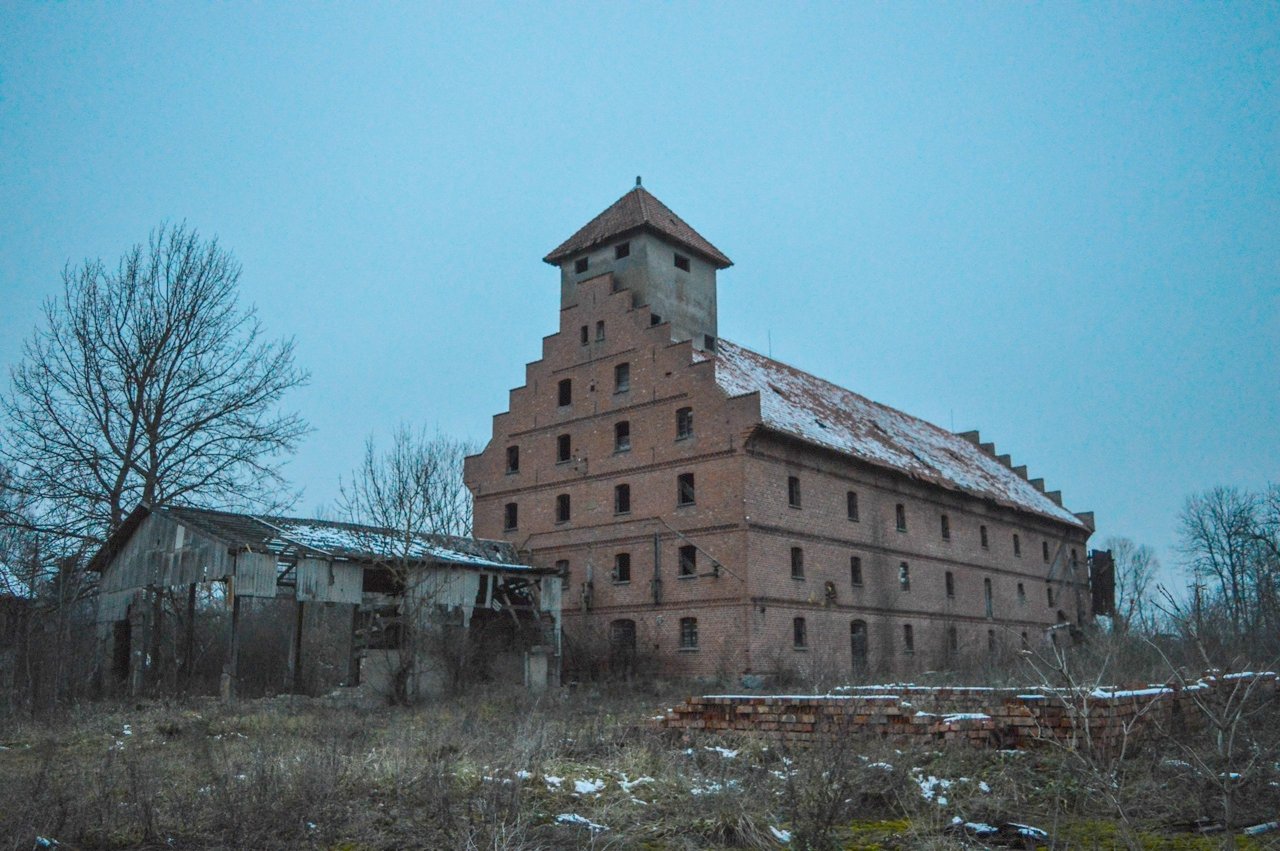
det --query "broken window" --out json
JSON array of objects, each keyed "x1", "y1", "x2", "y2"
[
  {"x1": 676, "y1": 407, "x2": 694, "y2": 440},
  {"x1": 503, "y1": 502, "x2": 518, "y2": 531},
  {"x1": 941, "y1": 514, "x2": 950, "y2": 540},
  {"x1": 790, "y1": 547, "x2": 804, "y2": 580},
  {"x1": 614, "y1": 362, "x2": 630, "y2": 393},
  {"x1": 850, "y1": 555, "x2": 863, "y2": 587},
  {"x1": 679, "y1": 616, "x2": 698, "y2": 649},
  {"x1": 674, "y1": 253, "x2": 690, "y2": 271},
  {"x1": 793, "y1": 617, "x2": 807, "y2": 649},
  {"x1": 945, "y1": 571, "x2": 955, "y2": 598},
  {"x1": 557, "y1": 433, "x2": 571, "y2": 463},
  {"x1": 787, "y1": 475, "x2": 801, "y2": 508},
  {"x1": 677, "y1": 472, "x2": 695, "y2": 506},
  {"x1": 505, "y1": 445, "x2": 519, "y2": 474},
  {"x1": 614, "y1": 241, "x2": 630, "y2": 259},
  {"x1": 555, "y1": 493, "x2": 570, "y2": 524},
  {"x1": 902, "y1": 623, "x2": 914, "y2": 655},
  {"x1": 679, "y1": 545, "x2": 697, "y2": 577},
  {"x1": 574, "y1": 257, "x2": 589, "y2": 274},
  {"x1": 613, "y1": 552, "x2": 631, "y2": 583},
  {"x1": 899, "y1": 561, "x2": 910, "y2": 591},
  {"x1": 895, "y1": 503, "x2": 907, "y2": 532},
  {"x1": 614, "y1": 420, "x2": 630, "y2": 452},
  {"x1": 557, "y1": 378, "x2": 572, "y2": 407},
  {"x1": 614, "y1": 483, "x2": 631, "y2": 515},
  {"x1": 847, "y1": 490, "x2": 859, "y2": 521}
]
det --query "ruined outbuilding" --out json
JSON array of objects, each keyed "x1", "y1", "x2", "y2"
[{"x1": 90, "y1": 505, "x2": 561, "y2": 699}]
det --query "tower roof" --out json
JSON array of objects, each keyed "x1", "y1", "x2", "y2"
[{"x1": 543, "y1": 185, "x2": 733, "y2": 268}]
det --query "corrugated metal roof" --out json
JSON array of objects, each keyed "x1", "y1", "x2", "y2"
[
  {"x1": 543, "y1": 186, "x2": 733, "y2": 268},
  {"x1": 714, "y1": 340, "x2": 1085, "y2": 528}
]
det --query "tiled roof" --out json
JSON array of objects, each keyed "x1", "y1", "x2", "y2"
[
  {"x1": 713, "y1": 341, "x2": 1085, "y2": 528},
  {"x1": 543, "y1": 186, "x2": 733, "y2": 268}
]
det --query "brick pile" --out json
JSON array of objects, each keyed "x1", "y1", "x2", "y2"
[{"x1": 661, "y1": 675, "x2": 1277, "y2": 752}]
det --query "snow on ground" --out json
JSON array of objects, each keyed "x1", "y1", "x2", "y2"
[
  {"x1": 555, "y1": 813, "x2": 608, "y2": 832},
  {"x1": 573, "y1": 778, "x2": 605, "y2": 795},
  {"x1": 769, "y1": 825, "x2": 792, "y2": 842}
]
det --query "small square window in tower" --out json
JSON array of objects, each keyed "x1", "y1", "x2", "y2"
[
  {"x1": 790, "y1": 547, "x2": 805, "y2": 580},
  {"x1": 902, "y1": 623, "x2": 915, "y2": 655},
  {"x1": 793, "y1": 617, "x2": 807, "y2": 649},
  {"x1": 678, "y1": 545, "x2": 697, "y2": 577},
  {"x1": 503, "y1": 502, "x2": 518, "y2": 531},
  {"x1": 847, "y1": 490, "x2": 860, "y2": 521},
  {"x1": 613, "y1": 552, "x2": 631, "y2": 583},
  {"x1": 614, "y1": 362, "x2": 630, "y2": 393},
  {"x1": 574, "y1": 257, "x2": 589, "y2": 274},
  {"x1": 614, "y1": 420, "x2": 630, "y2": 452},
  {"x1": 895, "y1": 504, "x2": 907, "y2": 532},
  {"x1": 899, "y1": 562, "x2": 911, "y2": 590},
  {"x1": 850, "y1": 555, "x2": 863, "y2": 587},
  {"x1": 787, "y1": 476, "x2": 802, "y2": 508},
  {"x1": 556, "y1": 434, "x2": 571, "y2": 463},
  {"x1": 555, "y1": 493, "x2": 570, "y2": 524},
  {"x1": 674, "y1": 253, "x2": 690, "y2": 271},
  {"x1": 679, "y1": 617, "x2": 698, "y2": 649},
  {"x1": 941, "y1": 514, "x2": 950, "y2": 540},
  {"x1": 505, "y1": 445, "x2": 519, "y2": 474},
  {"x1": 614, "y1": 483, "x2": 631, "y2": 515},
  {"x1": 614, "y1": 241, "x2": 630, "y2": 259},
  {"x1": 557, "y1": 378, "x2": 572, "y2": 407},
  {"x1": 676, "y1": 407, "x2": 694, "y2": 440},
  {"x1": 945, "y1": 571, "x2": 955, "y2": 598},
  {"x1": 677, "y1": 472, "x2": 695, "y2": 506}
]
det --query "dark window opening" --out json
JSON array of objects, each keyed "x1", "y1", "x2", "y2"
[
  {"x1": 574, "y1": 257, "x2": 588, "y2": 274},
  {"x1": 899, "y1": 562, "x2": 911, "y2": 591},
  {"x1": 790, "y1": 547, "x2": 805, "y2": 580},
  {"x1": 1043, "y1": 540, "x2": 1050, "y2": 562},
  {"x1": 988, "y1": 629, "x2": 996, "y2": 653},
  {"x1": 677, "y1": 472, "x2": 695, "y2": 506},
  {"x1": 614, "y1": 362, "x2": 630, "y2": 393},
  {"x1": 980, "y1": 524, "x2": 989, "y2": 549},
  {"x1": 941, "y1": 514, "x2": 951, "y2": 540},
  {"x1": 614, "y1": 420, "x2": 630, "y2": 452},
  {"x1": 650, "y1": 313, "x2": 662, "y2": 326},
  {"x1": 984, "y1": 577, "x2": 994, "y2": 618},
  {"x1": 1021, "y1": 631, "x2": 1030, "y2": 649},
  {"x1": 895, "y1": 503, "x2": 907, "y2": 532},
  {"x1": 557, "y1": 378, "x2": 572, "y2": 407},
  {"x1": 555, "y1": 493, "x2": 570, "y2": 524},
  {"x1": 676, "y1": 407, "x2": 694, "y2": 440},
  {"x1": 787, "y1": 475, "x2": 802, "y2": 508},
  {"x1": 793, "y1": 617, "x2": 807, "y2": 649},
  {"x1": 1017, "y1": 582, "x2": 1026, "y2": 603},
  {"x1": 505, "y1": 445, "x2": 519, "y2": 474},
  {"x1": 679, "y1": 545, "x2": 697, "y2": 577},
  {"x1": 613, "y1": 553, "x2": 631, "y2": 583},
  {"x1": 557, "y1": 433, "x2": 571, "y2": 463},
  {"x1": 903, "y1": 623, "x2": 914, "y2": 655},
  {"x1": 679, "y1": 616, "x2": 698, "y2": 649},
  {"x1": 851, "y1": 620, "x2": 868, "y2": 672},
  {"x1": 614, "y1": 241, "x2": 630, "y2": 259},
  {"x1": 610, "y1": 618, "x2": 636, "y2": 656},
  {"x1": 580, "y1": 325, "x2": 589, "y2": 345},
  {"x1": 595, "y1": 320, "x2": 605, "y2": 341},
  {"x1": 674, "y1": 253, "x2": 690, "y2": 271},
  {"x1": 503, "y1": 502, "x2": 518, "y2": 531},
  {"x1": 556, "y1": 559, "x2": 569, "y2": 591},
  {"x1": 1013, "y1": 533, "x2": 1022, "y2": 557},
  {"x1": 614, "y1": 483, "x2": 631, "y2": 515},
  {"x1": 1047, "y1": 585, "x2": 1056, "y2": 607},
  {"x1": 948, "y1": 625, "x2": 958, "y2": 652},
  {"x1": 945, "y1": 571, "x2": 955, "y2": 598},
  {"x1": 704, "y1": 335, "x2": 717, "y2": 351},
  {"x1": 850, "y1": 555, "x2": 863, "y2": 587},
  {"x1": 847, "y1": 490, "x2": 859, "y2": 521}
]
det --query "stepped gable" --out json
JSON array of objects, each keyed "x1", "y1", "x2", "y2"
[
  {"x1": 712, "y1": 340, "x2": 1083, "y2": 527},
  {"x1": 543, "y1": 185, "x2": 733, "y2": 268}
]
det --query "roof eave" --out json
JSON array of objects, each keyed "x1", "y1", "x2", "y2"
[{"x1": 543, "y1": 223, "x2": 733, "y2": 269}]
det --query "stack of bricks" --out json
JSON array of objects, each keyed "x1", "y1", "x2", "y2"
[{"x1": 661, "y1": 674, "x2": 1277, "y2": 753}]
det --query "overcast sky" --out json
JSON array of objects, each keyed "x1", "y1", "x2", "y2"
[{"x1": 2, "y1": 3, "x2": 1276, "y2": 587}]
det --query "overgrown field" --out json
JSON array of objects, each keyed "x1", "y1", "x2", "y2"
[{"x1": 2, "y1": 686, "x2": 1278, "y2": 850}]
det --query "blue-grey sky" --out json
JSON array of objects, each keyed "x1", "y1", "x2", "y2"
[{"x1": 2, "y1": 3, "x2": 1276, "y2": 586}]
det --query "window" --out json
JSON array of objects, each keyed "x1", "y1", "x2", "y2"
[
  {"x1": 555, "y1": 493, "x2": 570, "y2": 524},
  {"x1": 704, "y1": 334, "x2": 717, "y2": 351},
  {"x1": 574, "y1": 257, "x2": 589, "y2": 273},
  {"x1": 676, "y1": 406, "x2": 694, "y2": 439},
  {"x1": 610, "y1": 619, "x2": 636, "y2": 653},
  {"x1": 1070, "y1": 548, "x2": 1078, "y2": 568},
  {"x1": 674, "y1": 253, "x2": 690, "y2": 271},
  {"x1": 503, "y1": 502, "x2": 518, "y2": 531},
  {"x1": 902, "y1": 624, "x2": 914, "y2": 655},
  {"x1": 847, "y1": 490, "x2": 860, "y2": 521},
  {"x1": 1043, "y1": 540, "x2": 1050, "y2": 562},
  {"x1": 1017, "y1": 582, "x2": 1026, "y2": 603},
  {"x1": 948, "y1": 625, "x2": 958, "y2": 652},
  {"x1": 679, "y1": 616, "x2": 698, "y2": 649},
  {"x1": 613, "y1": 552, "x2": 631, "y2": 583},
  {"x1": 579, "y1": 325, "x2": 589, "y2": 345},
  {"x1": 980, "y1": 524, "x2": 989, "y2": 549},
  {"x1": 851, "y1": 620, "x2": 869, "y2": 671},
  {"x1": 557, "y1": 433, "x2": 571, "y2": 463},
  {"x1": 614, "y1": 241, "x2": 630, "y2": 259},
  {"x1": 557, "y1": 378, "x2": 572, "y2": 407},
  {"x1": 1021, "y1": 631, "x2": 1030, "y2": 649},
  {"x1": 1013, "y1": 533, "x2": 1022, "y2": 557},
  {"x1": 850, "y1": 555, "x2": 863, "y2": 587},
  {"x1": 984, "y1": 577, "x2": 993, "y2": 618},
  {"x1": 1047, "y1": 585, "x2": 1055, "y2": 607},
  {"x1": 899, "y1": 561, "x2": 910, "y2": 591},
  {"x1": 555, "y1": 559, "x2": 569, "y2": 587},
  {"x1": 614, "y1": 484, "x2": 631, "y2": 515},
  {"x1": 793, "y1": 617, "x2": 807, "y2": 649},
  {"x1": 614, "y1": 362, "x2": 630, "y2": 392},
  {"x1": 988, "y1": 629, "x2": 997, "y2": 652},
  {"x1": 945, "y1": 571, "x2": 955, "y2": 598},
  {"x1": 679, "y1": 545, "x2": 697, "y2": 577},
  {"x1": 596, "y1": 320, "x2": 605, "y2": 341},
  {"x1": 895, "y1": 503, "x2": 907, "y2": 532},
  {"x1": 941, "y1": 514, "x2": 950, "y2": 540},
  {"x1": 677, "y1": 472, "x2": 695, "y2": 506},
  {"x1": 790, "y1": 547, "x2": 805, "y2": 580},
  {"x1": 787, "y1": 475, "x2": 801, "y2": 508},
  {"x1": 650, "y1": 313, "x2": 662, "y2": 326},
  {"x1": 505, "y1": 445, "x2": 519, "y2": 474},
  {"x1": 613, "y1": 420, "x2": 631, "y2": 452}
]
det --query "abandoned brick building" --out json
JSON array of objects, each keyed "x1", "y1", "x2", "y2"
[{"x1": 463, "y1": 183, "x2": 1097, "y2": 680}]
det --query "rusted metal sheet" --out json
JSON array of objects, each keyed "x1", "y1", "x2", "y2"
[
  {"x1": 232, "y1": 552, "x2": 278, "y2": 598},
  {"x1": 296, "y1": 558, "x2": 363, "y2": 604}
]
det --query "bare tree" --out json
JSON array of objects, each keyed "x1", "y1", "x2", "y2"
[
  {"x1": 337, "y1": 425, "x2": 477, "y2": 702},
  {"x1": 1105, "y1": 536, "x2": 1159, "y2": 634},
  {"x1": 1, "y1": 222, "x2": 309, "y2": 549},
  {"x1": 1179, "y1": 487, "x2": 1263, "y2": 640}
]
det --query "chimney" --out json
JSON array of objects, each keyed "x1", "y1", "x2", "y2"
[{"x1": 957, "y1": 430, "x2": 981, "y2": 445}]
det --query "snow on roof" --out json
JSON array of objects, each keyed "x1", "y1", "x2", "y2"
[{"x1": 713, "y1": 340, "x2": 1084, "y2": 527}]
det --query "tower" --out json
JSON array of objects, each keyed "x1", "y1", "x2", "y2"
[{"x1": 542, "y1": 179, "x2": 732, "y2": 351}]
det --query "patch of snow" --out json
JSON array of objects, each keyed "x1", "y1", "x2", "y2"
[
  {"x1": 618, "y1": 776, "x2": 654, "y2": 792},
  {"x1": 35, "y1": 839, "x2": 59, "y2": 848},
  {"x1": 573, "y1": 778, "x2": 605, "y2": 795},
  {"x1": 941, "y1": 713, "x2": 990, "y2": 722},
  {"x1": 868, "y1": 762, "x2": 894, "y2": 771},
  {"x1": 515, "y1": 769, "x2": 532, "y2": 780},
  {"x1": 706, "y1": 746, "x2": 739, "y2": 758},
  {"x1": 544, "y1": 775, "x2": 563, "y2": 789},
  {"x1": 555, "y1": 813, "x2": 608, "y2": 832},
  {"x1": 1012, "y1": 822, "x2": 1048, "y2": 839},
  {"x1": 770, "y1": 825, "x2": 792, "y2": 843},
  {"x1": 978, "y1": 780, "x2": 991, "y2": 793}
]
